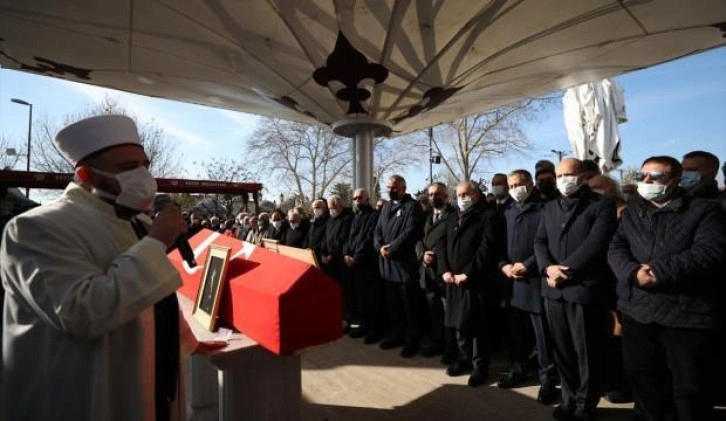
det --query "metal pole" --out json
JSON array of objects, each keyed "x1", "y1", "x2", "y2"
[
  {"x1": 353, "y1": 129, "x2": 373, "y2": 196},
  {"x1": 26, "y1": 104, "x2": 33, "y2": 198},
  {"x1": 428, "y1": 126, "x2": 433, "y2": 185}
]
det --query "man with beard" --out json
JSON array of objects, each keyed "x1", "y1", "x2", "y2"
[
  {"x1": 374, "y1": 175, "x2": 425, "y2": 358},
  {"x1": 416, "y1": 182, "x2": 457, "y2": 363},
  {"x1": 534, "y1": 158, "x2": 617, "y2": 420},
  {"x1": 439, "y1": 181, "x2": 496, "y2": 387},
  {"x1": 343, "y1": 188, "x2": 384, "y2": 342}
]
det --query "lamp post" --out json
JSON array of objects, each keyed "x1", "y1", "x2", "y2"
[
  {"x1": 550, "y1": 149, "x2": 567, "y2": 162},
  {"x1": 11, "y1": 98, "x2": 33, "y2": 198}
]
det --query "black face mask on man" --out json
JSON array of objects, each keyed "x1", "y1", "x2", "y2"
[
  {"x1": 388, "y1": 189, "x2": 400, "y2": 201},
  {"x1": 432, "y1": 197, "x2": 445, "y2": 209}
]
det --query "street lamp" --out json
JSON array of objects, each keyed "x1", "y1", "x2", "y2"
[
  {"x1": 11, "y1": 98, "x2": 33, "y2": 198},
  {"x1": 550, "y1": 149, "x2": 568, "y2": 162}
]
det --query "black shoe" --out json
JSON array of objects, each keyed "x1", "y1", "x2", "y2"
[
  {"x1": 537, "y1": 382, "x2": 559, "y2": 405},
  {"x1": 467, "y1": 367, "x2": 489, "y2": 387},
  {"x1": 348, "y1": 326, "x2": 369, "y2": 339},
  {"x1": 602, "y1": 390, "x2": 632, "y2": 404},
  {"x1": 400, "y1": 344, "x2": 419, "y2": 358},
  {"x1": 553, "y1": 404, "x2": 574, "y2": 421},
  {"x1": 420, "y1": 345, "x2": 443, "y2": 358},
  {"x1": 496, "y1": 372, "x2": 529, "y2": 389},
  {"x1": 363, "y1": 331, "x2": 383, "y2": 345},
  {"x1": 446, "y1": 361, "x2": 473, "y2": 377},
  {"x1": 342, "y1": 322, "x2": 351, "y2": 335},
  {"x1": 379, "y1": 338, "x2": 404, "y2": 350}
]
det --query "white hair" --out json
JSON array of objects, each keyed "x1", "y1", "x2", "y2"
[{"x1": 327, "y1": 195, "x2": 343, "y2": 207}]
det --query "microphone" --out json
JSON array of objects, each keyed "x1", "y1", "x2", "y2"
[{"x1": 153, "y1": 194, "x2": 197, "y2": 268}]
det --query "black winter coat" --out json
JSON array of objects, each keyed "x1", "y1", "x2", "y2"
[
  {"x1": 343, "y1": 205, "x2": 378, "y2": 267},
  {"x1": 608, "y1": 193, "x2": 726, "y2": 329},
  {"x1": 534, "y1": 185, "x2": 617, "y2": 305},
  {"x1": 282, "y1": 219, "x2": 310, "y2": 248},
  {"x1": 439, "y1": 202, "x2": 496, "y2": 329},
  {"x1": 322, "y1": 208, "x2": 354, "y2": 266},
  {"x1": 374, "y1": 194, "x2": 424, "y2": 283},
  {"x1": 416, "y1": 204, "x2": 455, "y2": 290},
  {"x1": 306, "y1": 213, "x2": 330, "y2": 263},
  {"x1": 501, "y1": 195, "x2": 545, "y2": 313}
]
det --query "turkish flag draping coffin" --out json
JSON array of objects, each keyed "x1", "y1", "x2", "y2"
[{"x1": 168, "y1": 229, "x2": 342, "y2": 355}]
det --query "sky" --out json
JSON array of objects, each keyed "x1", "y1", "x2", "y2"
[{"x1": 0, "y1": 46, "x2": 724, "y2": 203}]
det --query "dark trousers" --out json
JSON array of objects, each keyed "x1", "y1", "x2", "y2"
[
  {"x1": 385, "y1": 281, "x2": 425, "y2": 346},
  {"x1": 455, "y1": 312, "x2": 491, "y2": 371},
  {"x1": 602, "y1": 333, "x2": 630, "y2": 396},
  {"x1": 352, "y1": 264, "x2": 387, "y2": 333},
  {"x1": 621, "y1": 314, "x2": 715, "y2": 421},
  {"x1": 509, "y1": 307, "x2": 556, "y2": 385},
  {"x1": 545, "y1": 298, "x2": 602, "y2": 411},
  {"x1": 425, "y1": 288, "x2": 457, "y2": 356},
  {"x1": 325, "y1": 264, "x2": 352, "y2": 323}
]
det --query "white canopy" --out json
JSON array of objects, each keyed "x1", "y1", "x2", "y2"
[{"x1": 0, "y1": 0, "x2": 724, "y2": 135}]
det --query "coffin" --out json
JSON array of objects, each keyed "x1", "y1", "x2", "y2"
[{"x1": 169, "y1": 229, "x2": 342, "y2": 355}]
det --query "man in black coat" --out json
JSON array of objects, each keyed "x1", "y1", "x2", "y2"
[
  {"x1": 281, "y1": 208, "x2": 309, "y2": 248},
  {"x1": 374, "y1": 175, "x2": 425, "y2": 358},
  {"x1": 322, "y1": 195, "x2": 354, "y2": 330},
  {"x1": 343, "y1": 188, "x2": 384, "y2": 343},
  {"x1": 681, "y1": 150, "x2": 726, "y2": 210},
  {"x1": 498, "y1": 170, "x2": 558, "y2": 404},
  {"x1": 416, "y1": 182, "x2": 457, "y2": 362},
  {"x1": 534, "y1": 158, "x2": 617, "y2": 421},
  {"x1": 490, "y1": 173, "x2": 514, "y2": 351},
  {"x1": 305, "y1": 199, "x2": 329, "y2": 265},
  {"x1": 608, "y1": 156, "x2": 726, "y2": 421},
  {"x1": 439, "y1": 181, "x2": 496, "y2": 387}
]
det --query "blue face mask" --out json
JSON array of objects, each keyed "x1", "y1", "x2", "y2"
[{"x1": 680, "y1": 171, "x2": 701, "y2": 189}]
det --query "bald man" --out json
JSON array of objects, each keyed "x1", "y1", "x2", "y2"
[{"x1": 534, "y1": 158, "x2": 617, "y2": 420}]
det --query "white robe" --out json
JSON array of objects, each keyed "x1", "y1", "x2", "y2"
[{"x1": 1, "y1": 183, "x2": 196, "y2": 421}]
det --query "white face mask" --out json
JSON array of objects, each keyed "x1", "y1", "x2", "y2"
[
  {"x1": 290, "y1": 223, "x2": 299, "y2": 230},
  {"x1": 509, "y1": 185, "x2": 529, "y2": 203},
  {"x1": 556, "y1": 175, "x2": 580, "y2": 197},
  {"x1": 592, "y1": 188, "x2": 606, "y2": 196},
  {"x1": 313, "y1": 208, "x2": 324, "y2": 218},
  {"x1": 492, "y1": 185, "x2": 507, "y2": 198},
  {"x1": 637, "y1": 182, "x2": 668, "y2": 202},
  {"x1": 329, "y1": 208, "x2": 339, "y2": 218},
  {"x1": 272, "y1": 220, "x2": 282, "y2": 229},
  {"x1": 457, "y1": 196, "x2": 472, "y2": 211},
  {"x1": 92, "y1": 166, "x2": 157, "y2": 211}
]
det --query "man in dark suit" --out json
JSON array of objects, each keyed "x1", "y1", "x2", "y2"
[
  {"x1": 305, "y1": 199, "x2": 329, "y2": 265},
  {"x1": 439, "y1": 181, "x2": 496, "y2": 387},
  {"x1": 490, "y1": 173, "x2": 513, "y2": 351},
  {"x1": 374, "y1": 175, "x2": 425, "y2": 358},
  {"x1": 343, "y1": 188, "x2": 384, "y2": 343},
  {"x1": 281, "y1": 208, "x2": 309, "y2": 248},
  {"x1": 534, "y1": 158, "x2": 617, "y2": 421},
  {"x1": 322, "y1": 195, "x2": 354, "y2": 331},
  {"x1": 416, "y1": 182, "x2": 457, "y2": 362},
  {"x1": 497, "y1": 170, "x2": 558, "y2": 403},
  {"x1": 609, "y1": 156, "x2": 726, "y2": 421}
]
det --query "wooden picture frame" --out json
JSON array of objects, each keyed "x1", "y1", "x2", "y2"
[{"x1": 193, "y1": 245, "x2": 231, "y2": 331}]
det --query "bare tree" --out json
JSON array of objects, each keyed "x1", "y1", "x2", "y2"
[
  {"x1": 0, "y1": 136, "x2": 25, "y2": 170},
  {"x1": 410, "y1": 98, "x2": 552, "y2": 181},
  {"x1": 194, "y1": 157, "x2": 255, "y2": 182},
  {"x1": 31, "y1": 96, "x2": 184, "y2": 177},
  {"x1": 249, "y1": 118, "x2": 351, "y2": 202}
]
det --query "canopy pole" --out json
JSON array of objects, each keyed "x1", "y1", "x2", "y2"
[{"x1": 332, "y1": 117, "x2": 391, "y2": 202}]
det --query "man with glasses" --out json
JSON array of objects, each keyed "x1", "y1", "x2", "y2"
[
  {"x1": 343, "y1": 188, "x2": 384, "y2": 343},
  {"x1": 609, "y1": 156, "x2": 726, "y2": 421},
  {"x1": 534, "y1": 158, "x2": 617, "y2": 421}
]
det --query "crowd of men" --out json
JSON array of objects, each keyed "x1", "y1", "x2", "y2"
[
  {"x1": 194, "y1": 151, "x2": 726, "y2": 421},
  {"x1": 2, "y1": 115, "x2": 725, "y2": 421}
]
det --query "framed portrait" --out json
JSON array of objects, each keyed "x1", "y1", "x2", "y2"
[{"x1": 193, "y1": 245, "x2": 231, "y2": 331}]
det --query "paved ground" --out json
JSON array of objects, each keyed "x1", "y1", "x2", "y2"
[{"x1": 300, "y1": 335, "x2": 725, "y2": 421}]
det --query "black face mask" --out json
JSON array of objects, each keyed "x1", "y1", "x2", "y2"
[
  {"x1": 538, "y1": 180, "x2": 556, "y2": 198},
  {"x1": 432, "y1": 197, "x2": 445, "y2": 209},
  {"x1": 388, "y1": 190, "x2": 400, "y2": 201}
]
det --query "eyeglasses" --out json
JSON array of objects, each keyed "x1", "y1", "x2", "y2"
[{"x1": 635, "y1": 171, "x2": 665, "y2": 182}]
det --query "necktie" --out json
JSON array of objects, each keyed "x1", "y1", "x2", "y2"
[{"x1": 434, "y1": 212, "x2": 440, "y2": 223}]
